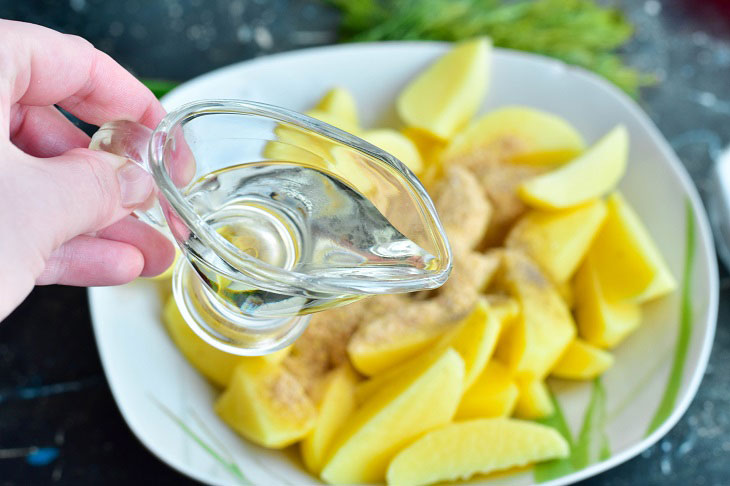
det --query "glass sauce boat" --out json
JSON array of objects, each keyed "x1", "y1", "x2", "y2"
[{"x1": 90, "y1": 100, "x2": 452, "y2": 355}]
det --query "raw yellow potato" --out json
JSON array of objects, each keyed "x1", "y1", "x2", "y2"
[
  {"x1": 215, "y1": 360, "x2": 316, "y2": 449},
  {"x1": 354, "y1": 297, "x2": 510, "y2": 404},
  {"x1": 514, "y1": 377, "x2": 554, "y2": 420},
  {"x1": 347, "y1": 301, "x2": 449, "y2": 376},
  {"x1": 363, "y1": 129, "x2": 423, "y2": 175},
  {"x1": 320, "y1": 348, "x2": 464, "y2": 484},
  {"x1": 385, "y1": 418, "x2": 570, "y2": 486},
  {"x1": 494, "y1": 251, "x2": 575, "y2": 380},
  {"x1": 551, "y1": 339, "x2": 614, "y2": 380},
  {"x1": 354, "y1": 340, "x2": 450, "y2": 405},
  {"x1": 348, "y1": 326, "x2": 445, "y2": 377},
  {"x1": 313, "y1": 86, "x2": 359, "y2": 128},
  {"x1": 573, "y1": 253, "x2": 642, "y2": 348},
  {"x1": 442, "y1": 106, "x2": 585, "y2": 166},
  {"x1": 162, "y1": 297, "x2": 288, "y2": 386},
  {"x1": 402, "y1": 127, "x2": 446, "y2": 168},
  {"x1": 301, "y1": 366, "x2": 357, "y2": 474},
  {"x1": 506, "y1": 199, "x2": 608, "y2": 283},
  {"x1": 519, "y1": 125, "x2": 628, "y2": 209},
  {"x1": 397, "y1": 37, "x2": 491, "y2": 140},
  {"x1": 590, "y1": 192, "x2": 676, "y2": 302},
  {"x1": 449, "y1": 299, "x2": 504, "y2": 389},
  {"x1": 456, "y1": 360, "x2": 519, "y2": 419}
]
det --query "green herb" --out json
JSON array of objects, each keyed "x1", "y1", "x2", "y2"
[
  {"x1": 141, "y1": 78, "x2": 180, "y2": 99},
  {"x1": 328, "y1": 0, "x2": 653, "y2": 97}
]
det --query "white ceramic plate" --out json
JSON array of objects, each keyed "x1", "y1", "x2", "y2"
[{"x1": 89, "y1": 42, "x2": 719, "y2": 486}]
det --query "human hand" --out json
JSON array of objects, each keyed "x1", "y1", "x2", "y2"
[{"x1": 0, "y1": 20, "x2": 175, "y2": 320}]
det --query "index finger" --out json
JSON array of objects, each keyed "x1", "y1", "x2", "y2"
[{"x1": 1, "y1": 20, "x2": 165, "y2": 129}]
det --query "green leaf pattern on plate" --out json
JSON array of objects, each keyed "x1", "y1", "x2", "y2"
[
  {"x1": 534, "y1": 378, "x2": 609, "y2": 482},
  {"x1": 536, "y1": 198, "x2": 697, "y2": 482},
  {"x1": 646, "y1": 200, "x2": 696, "y2": 435}
]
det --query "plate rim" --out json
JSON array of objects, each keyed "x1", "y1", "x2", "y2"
[{"x1": 90, "y1": 40, "x2": 720, "y2": 486}]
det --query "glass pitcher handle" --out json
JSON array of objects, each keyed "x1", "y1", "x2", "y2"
[{"x1": 89, "y1": 121, "x2": 167, "y2": 229}]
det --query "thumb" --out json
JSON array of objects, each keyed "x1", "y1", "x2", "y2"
[{"x1": 26, "y1": 147, "x2": 155, "y2": 244}]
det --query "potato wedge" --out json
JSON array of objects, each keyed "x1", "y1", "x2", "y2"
[
  {"x1": 386, "y1": 418, "x2": 569, "y2": 486},
  {"x1": 442, "y1": 106, "x2": 584, "y2": 166},
  {"x1": 506, "y1": 200, "x2": 607, "y2": 283},
  {"x1": 551, "y1": 339, "x2": 614, "y2": 380},
  {"x1": 514, "y1": 377, "x2": 554, "y2": 420},
  {"x1": 519, "y1": 125, "x2": 628, "y2": 209},
  {"x1": 347, "y1": 305, "x2": 448, "y2": 376},
  {"x1": 215, "y1": 361, "x2": 316, "y2": 449},
  {"x1": 313, "y1": 87, "x2": 359, "y2": 128},
  {"x1": 456, "y1": 360, "x2": 519, "y2": 420},
  {"x1": 321, "y1": 348, "x2": 464, "y2": 484},
  {"x1": 354, "y1": 341, "x2": 450, "y2": 405},
  {"x1": 301, "y1": 366, "x2": 357, "y2": 474},
  {"x1": 574, "y1": 253, "x2": 642, "y2": 348},
  {"x1": 590, "y1": 192, "x2": 676, "y2": 302},
  {"x1": 355, "y1": 297, "x2": 516, "y2": 405},
  {"x1": 444, "y1": 299, "x2": 502, "y2": 389},
  {"x1": 397, "y1": 38, "x2": 490, "y2": 140},
  {"x1": 493, "y1": 251, "x2": 575, "y2": 380}
]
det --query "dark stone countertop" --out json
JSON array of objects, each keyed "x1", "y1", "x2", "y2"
[{"x1": 1, "y1": 1, "x2": 729, "y2": 485}]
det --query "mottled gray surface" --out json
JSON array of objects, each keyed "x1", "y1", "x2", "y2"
[{"x1": 1, "y1": 0, "x2": 729, "y2": 485}]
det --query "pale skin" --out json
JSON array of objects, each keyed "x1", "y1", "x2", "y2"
[{"x1": 0, "y1": 20, "x2": 176, "y2": 320}]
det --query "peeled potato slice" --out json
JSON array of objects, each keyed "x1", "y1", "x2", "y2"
[
  {"x1": 573, "y1": 253, "x2": 642, "y2": 348},
  {"x1": 386, "y1": 418, "x2": 569, "y2": 486},
  {"x1": 442, "y1": 106, "x2": 585, "y2": 166},
  {"x1": 589, "y1": 192, "x2": 676, "y2": 302},
  {"x1": 321, "y1": 348, "x2": 464, "y2": 484},
  {"x1": 551, "y1": 339, "x2": 614, "y2": 380},
  {"x1": 513, "y1": 377, "x2": 554, "y2": 420},
  {"x1": 456, "y1": 360, "x2": 519, "y2": 420},
  {"x1": 215, "y1": 361, "x2": 316, "y2": 449},
  {"x1": 313, "y1": 86, "x2": 359, "y2": 128},
  {"x1": 519, "y1": 125, "x2": 628, "y2": 209},
  {"x1": 506, "y1": 199, "x2": 607, "y2": 283},
  {"x1": 397, "y1": 38, "x2": 491, "y2": 140},
  {"x1": 301, "y1": 366, "x2": 357, "y2": 474},
  {"x1": 494, "y1": 251, "x2": 575, "y2": 381}
]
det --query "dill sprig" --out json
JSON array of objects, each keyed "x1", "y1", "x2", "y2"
[{"x1": 329, "y1": 0, "x2": 653, "y2": 97}]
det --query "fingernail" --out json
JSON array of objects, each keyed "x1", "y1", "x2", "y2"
[{"x1": 117, "y1": 161, "x2": 155, "y2": 208}]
